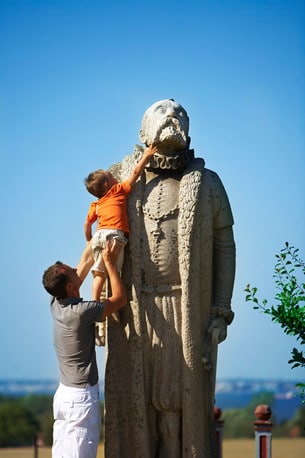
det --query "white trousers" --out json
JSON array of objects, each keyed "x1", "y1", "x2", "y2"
[
  {"x1": 52, "y1": 383, "x2": 101, "y2": 458},
  {"x1": 91, "y1": 228, "x2": 127, "y2": 274}
]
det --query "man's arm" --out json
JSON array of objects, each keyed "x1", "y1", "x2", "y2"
[
  {"x1": 76, "y1": 241, "x2": 94, "y2": 285},
  {"x1": 127, "y1": 144, "x2": 157, "y2": 187},
  {"x1": 100, "y1": 240, "x2": 127, "y2": 318}
]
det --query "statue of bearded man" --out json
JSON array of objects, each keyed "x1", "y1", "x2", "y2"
[{"x1": 104, "y1": 99, "x2": 236, "y2": 458}]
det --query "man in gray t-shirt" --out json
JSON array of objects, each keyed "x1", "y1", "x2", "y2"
[{"x1": 42, "y1": 241, "x2": 126, "y2": 458}]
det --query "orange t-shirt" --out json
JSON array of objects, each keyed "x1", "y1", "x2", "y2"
[{"x1": 86, "y1": 180, "x2": 132, "y2": 234}]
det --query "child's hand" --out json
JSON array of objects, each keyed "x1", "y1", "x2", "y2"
[
  {"x1": 128, "y1": 144, "x2": 158, "y2": 187},
  {"x1": 145, "y1": 144, "x2": 158, "y2": 157}
]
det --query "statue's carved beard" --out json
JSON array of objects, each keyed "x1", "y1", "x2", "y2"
[{"x1": 151, "y1": 119, "x2": 188, "y2": 150}]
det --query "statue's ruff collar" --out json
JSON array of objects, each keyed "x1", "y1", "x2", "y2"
[{"x1": 134, "y1": 145, "x2": 198, "y2": 171}]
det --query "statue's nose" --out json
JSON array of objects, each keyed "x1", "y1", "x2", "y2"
[{"x1": 165, "y1": 107, "x2": 176, "y2": 117}]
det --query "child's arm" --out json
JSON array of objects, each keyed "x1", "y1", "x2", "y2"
[
  {"x1": 84, "y1": 202, "x2": 97, "y2": 242},
  {"x1": 127, "y1": 144, "x2": 157, "y2": 187},
  {"x1": 84, "y1": 219, "x2": 93, "y2": 242}
]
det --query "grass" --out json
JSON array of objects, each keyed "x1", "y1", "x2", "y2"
[
  {"x1": 0, "y1": 439, "x2": 304, "y2": 457},
  {"x1": 224, "y1": 438, "x2": 305, "y2": 458}
]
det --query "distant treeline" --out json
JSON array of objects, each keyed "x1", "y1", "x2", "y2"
[
  {"x1": 0, "y1": 393, "x2": 104, "y2": 447},
  {"x1": 0, "y1": 392, "x2": 304, "y2": 447},
  {"x1": 221, "y1": 391, "x2": 305, "y2": 438}
]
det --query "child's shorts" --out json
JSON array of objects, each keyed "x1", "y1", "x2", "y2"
[{"x1": 91, "y1": 228, "x2": 127, "y2": 274}]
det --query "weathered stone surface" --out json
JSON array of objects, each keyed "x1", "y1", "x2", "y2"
[{"x1": 105, "y1": 99, "x2": 236, "y2": 457}]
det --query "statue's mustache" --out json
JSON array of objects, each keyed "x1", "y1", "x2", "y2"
[{"x1": 154, "y1": 118, "x2": 187, "y2": 143}]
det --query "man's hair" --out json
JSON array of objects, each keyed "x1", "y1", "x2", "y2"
[
  {"x1": 42, "y1": 261, "x2": 69, "y2": 299},
  {"x1": 84, "y1": 169, "x2": 109, "y2": 198}
]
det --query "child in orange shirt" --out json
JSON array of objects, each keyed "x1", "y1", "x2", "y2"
[{"x1": 84, "y1": 145, "x2": 157, "y2": 344}]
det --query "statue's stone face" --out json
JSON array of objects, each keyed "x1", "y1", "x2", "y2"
[{"x1": 139, "y1": 99, "x2": 189, "y2": 151}]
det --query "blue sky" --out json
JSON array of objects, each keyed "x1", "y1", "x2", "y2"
[{"x1": 0, "y1": 0, "x2": 304, "y2": 383}]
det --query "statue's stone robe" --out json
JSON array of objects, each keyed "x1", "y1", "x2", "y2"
[{"x1": 105, "y1": 153, "x2": 235, "y2": 457}]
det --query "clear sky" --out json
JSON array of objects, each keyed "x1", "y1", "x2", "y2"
[{"x1": 0, "y1": 0, "x2": 304, "y2": 383}]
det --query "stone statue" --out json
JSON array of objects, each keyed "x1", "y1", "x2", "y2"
[{"x1": 104, "y1": 99, "x2": 236, "y2": 457}]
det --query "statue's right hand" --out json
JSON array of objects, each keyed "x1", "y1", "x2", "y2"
[{"x1": 208, "y1": 317, "x2": 227, "y2": 343}]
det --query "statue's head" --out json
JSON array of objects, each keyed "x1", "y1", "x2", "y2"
[{"x1": 139, "y1": 99, "x2": 189, "y2": 151}]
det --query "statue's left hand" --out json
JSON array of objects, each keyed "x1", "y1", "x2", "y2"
[{"x1": 208, "y1": 317, "x2": 227, "y2": 343}]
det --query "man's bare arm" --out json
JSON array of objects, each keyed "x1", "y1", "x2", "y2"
[{"x1": 76, "y1": 241, "x2": 94, "y2": 285}]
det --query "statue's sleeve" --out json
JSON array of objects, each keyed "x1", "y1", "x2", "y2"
[
  {"x1": 211, "y1": 171, "x2": 234, "y2": 230},
  {"x1": 211, "y1": 172, "x2": 235, "y2": 322}
]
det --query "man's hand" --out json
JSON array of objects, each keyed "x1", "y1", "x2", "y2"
[{"x1": 102, "y1": 239, "x2": 123, "y2": 266}]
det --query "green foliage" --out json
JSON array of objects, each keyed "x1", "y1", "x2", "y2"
[
  {"x1": 245, "y1": 243, "x2": 305, "y2": 398},
  {"x1": 19, "y1": 394, "x2": 54, "y2": 445},
  {"x1": 222, "y1": 408, "x2": 254, "y2": 438},
  {"x1": 0, "y1": 394, "x2": 105, "y2": 447},
  {"x1": 273, "y1": 406, "x2": 305, "y2": 438},
  {"x1": 221, "y1": 392, "x2": 305, "y2": 438},
  {"x1": 287, "y1": 406, "x2": 305, "y2": 437},
  {"x1": 21, "y1": 394, "x2": 53, "y2": 417},
  {"x1": 0, "y1": 400, "x2": 39, "y2": 446},
  {"x1": 38, "y1": 409, "x2": 54, "y2": 446}
]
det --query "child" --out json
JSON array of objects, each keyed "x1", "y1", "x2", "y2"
[{"x1": 84, "y1": 145, "x2": 157, "y2": 345}]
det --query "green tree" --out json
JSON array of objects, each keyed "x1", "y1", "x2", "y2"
[
  {"x1": 0, "y1": 401, "x2": 39, "y2": 446},
  {"x1": 0, "y1": 394, "x2": 106, "y2": 446},
  {"x1": 38, "y1": 409, "x2": 54, "y2": 446},
  {"x1": 245, "y1": 243, "x2": 305, "y2": 398},
  {"x1": 286, "y1": 406, "x2": 305, "y2": 437},
  {"x1": 21, "y1": 394, "x2": 53, "y2": 417}
]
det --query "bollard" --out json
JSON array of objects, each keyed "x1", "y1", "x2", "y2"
[
  {"x1": 214, "y1": 406, "x2": 224, "y2": 458},
  {"x1": 33, "y1": 433, "x2": 38, "y2": 458},
  {"x1": 254, "y1": 404, "x2": 273, "y2": 458}
]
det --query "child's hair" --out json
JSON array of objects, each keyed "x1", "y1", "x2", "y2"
[
  {"x1": 42, "y1": 261, "x2": 69, "y2": 299},
  {"x1": 84, "y1": 169, "x2": 110, "y2": 198}
]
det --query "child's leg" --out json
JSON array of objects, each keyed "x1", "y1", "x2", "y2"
[
  {"x1": 91, "y1": 233, "x2": 109, "y2": 347},
  {"x1": 92, "y1": 271, "x2": 108, "y2": 347},
  {"x1": 92, "y1": 272, "x2": 107, "y2": 301},
  {"x1": 95, "y1": 321, "x2": 106, "y2": 347}
]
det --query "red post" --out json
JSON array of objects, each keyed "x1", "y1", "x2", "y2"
[
  {"x1": 254, "y1": 404, "x2": 273, "y2": 458},
  {"x1": 214, "y1": 406, "x2": 224, "y2": 458}
]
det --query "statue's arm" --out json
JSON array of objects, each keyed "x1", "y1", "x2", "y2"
[
  {"x1": 205, "y1": 170, "x2": 236, "y2": 342},
  {"x1": 209, "y1": 225, "x2": 236, "y2": 342},
  {"x1": 213, "y1": 225, "x2": 236, "y2": 311}
]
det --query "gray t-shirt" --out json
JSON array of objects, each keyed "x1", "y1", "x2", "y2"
[{"x1": 51, "y1": 296, "x2": 104, "y2": 388}]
